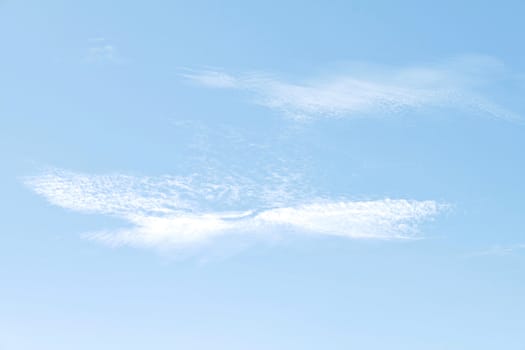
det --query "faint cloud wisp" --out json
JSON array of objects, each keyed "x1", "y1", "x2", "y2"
[
  {"x1": 182, "y1": 55, "x2": 519, "y2": 121},
  {"x1": 85, "y1": 38, "x2": 120, "y2": 63},
  {"x1": 466, "y1": 244, "x2": 525, "y2": 258}
]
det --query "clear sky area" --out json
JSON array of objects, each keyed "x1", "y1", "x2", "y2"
[{"x1": 1, "y1": 1, "x2": 524, "y2": 349}]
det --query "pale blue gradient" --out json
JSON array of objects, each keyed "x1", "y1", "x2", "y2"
[{"x1": 1, "y1": 1, "x2": 525, "y2": 349}]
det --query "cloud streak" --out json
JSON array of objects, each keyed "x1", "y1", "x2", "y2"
[
  {"x1": 25, "y1": 168, "x2": 445, "y2": 251},
  {"x1": 182, "y1": 55, "x2": 518, "y2": 121},
  {"x1": 466, "y1": 244, "x2": 525, "y2": 257},
  {"x1": 85, "y1": 38, "x2": 120, "y2": 63}
]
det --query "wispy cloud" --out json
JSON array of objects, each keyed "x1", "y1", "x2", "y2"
[
  {"x1": 182, "y1": 55, "x2": 518, "y2": 121},
  {"x1": 466, "y1": 244, "x2": 525, "y2": 257},
  {"x1": 85, "y1": 38, "x2": 120, "y2": 63},
  {"x1": 24, "y1": 168, "x2": 446, "y2": 251}
]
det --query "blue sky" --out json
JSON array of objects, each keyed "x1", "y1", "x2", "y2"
[{"x1": 1, "y1": 1, "x2": 525, "y2": 349}]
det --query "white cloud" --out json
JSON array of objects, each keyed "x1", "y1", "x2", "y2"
[
  {"x1": 182, "y1": 56, "x2": 518, "y2": 120},
  {"x1": 25, "y1": 168, "x2": 446, "y2": 251},
  {"x1": 257, "y1": 200, "x2": 441, "y2": 239}
]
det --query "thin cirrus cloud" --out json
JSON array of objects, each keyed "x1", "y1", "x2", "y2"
[
  {"x1": 466, "y1": 244, "x2": 525, "y2": 257},
  {"x1": 85, "y1": 38, "x2": 120, "y2": 63},
  {"x1": 182, "y1": 55, "x2": 518, "y2": 121},
  {"x1": 24, "y1": 168, "x2": 445, "y2": 251}
]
